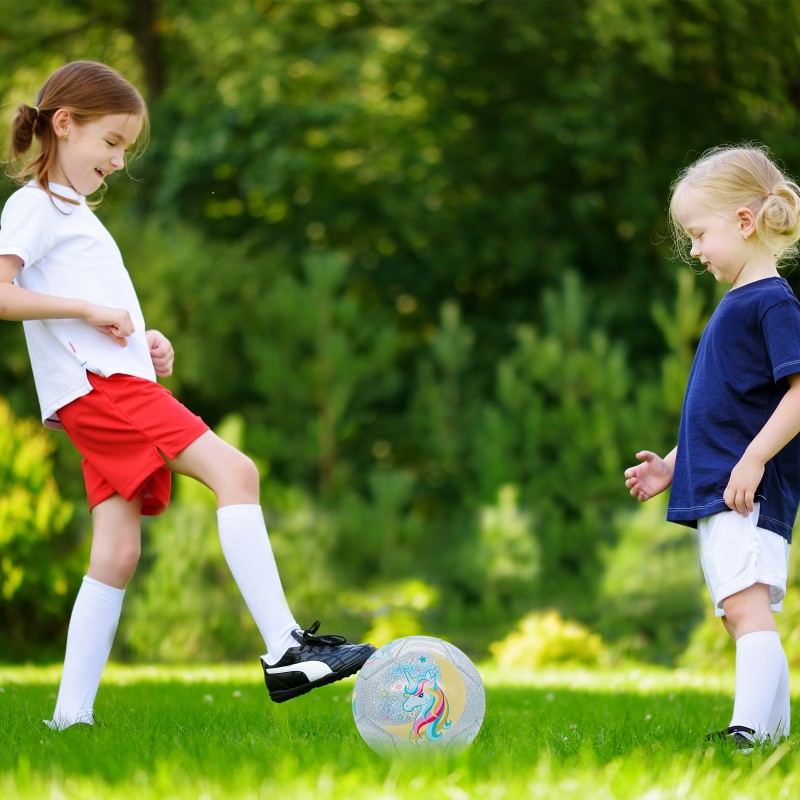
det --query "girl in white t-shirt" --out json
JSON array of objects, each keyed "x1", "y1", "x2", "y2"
[{"x1": 0, "y1": 61, "x2": 374, "y2": 730}]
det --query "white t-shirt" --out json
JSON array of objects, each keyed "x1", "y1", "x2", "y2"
[{"x1": 0, "y1": 182, "x2": 156, "y2": 428}]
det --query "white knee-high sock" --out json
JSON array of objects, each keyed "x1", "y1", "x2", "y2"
[
  {"x1": 730, "y1": 630, "x2": 786, "y2": 740},
  {"x1": 46, "y1": 575, "x2": 124, "y2": 730},
  {"x1": 217, "y1": 504, "x2": 299, "y2": 661},
  {"x1": 766, "y1": 645, "x2": 791, "y2": 740}
]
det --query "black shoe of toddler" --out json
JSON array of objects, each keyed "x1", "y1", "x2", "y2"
[{"x1": 705, "y1": 725, "x2": 756, "y2": 753}]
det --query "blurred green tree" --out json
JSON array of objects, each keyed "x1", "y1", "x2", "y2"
[{"x1": 0, "y1": 399, "x2": 82, "y2": 661}]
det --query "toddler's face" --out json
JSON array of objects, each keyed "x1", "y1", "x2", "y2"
[{"x1": 673, "y1": 188, "x2": 749, "y2": 285}]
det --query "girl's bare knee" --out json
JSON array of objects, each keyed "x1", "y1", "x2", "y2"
[
  {"x1": 167, "y1": 434, "x2": 261, "y2": 504},
  {"x1": 218, "y1": 451, "x2": 260, "y2": 503},
  {"x1": 117, "y1": 538, "x2": 141, "y2": 580},
  {"x1": 233, "y1": 451, "x2": 259, "y2": 489},
  {"x1": 88, "y1": 541, "x2": 140, "y2": 588},
  {"x1": 88, "y1": 494, "x2": 143, "y2": 588}
]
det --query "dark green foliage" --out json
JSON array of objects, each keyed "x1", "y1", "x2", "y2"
[{"x1": 2, "y1": 0, "x2": 800, "y2": 663}]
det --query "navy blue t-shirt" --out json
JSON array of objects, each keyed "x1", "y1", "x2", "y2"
[{"x1": 668, "y1": 277, "x2": 800, "y2": 542}]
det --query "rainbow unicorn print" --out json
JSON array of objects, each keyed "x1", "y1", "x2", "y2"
[{"x1": 402, "y1": 668, "x2": 453, "y2": 745}]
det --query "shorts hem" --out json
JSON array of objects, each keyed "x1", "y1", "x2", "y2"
[
  {"x1": 156, "y1": 422, "x2": 209, "y2": 461},
  {"x1": 85, "y1": 424, "x2": 208, "y2": 515},
  {"x1": 117, "y1": 453, "x2": 169, "y2": 502},
  {"x1": 85, "y1": 450, "x2": 165, "y2": 514},
  {"x1": 712, "y1": 575, "x2": 787, "y2": 617}
]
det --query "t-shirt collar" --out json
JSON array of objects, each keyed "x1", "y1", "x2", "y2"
[
  {"x1": 25, "y1": 179, "x2": 86, "y2": 204},
  {"x1": 47, "y1": 182, "x2": 85, "y2": 203}
]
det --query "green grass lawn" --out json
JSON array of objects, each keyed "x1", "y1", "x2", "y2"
[{"x1": 1, "y1": 663, "x2": 797, "y2": 798}]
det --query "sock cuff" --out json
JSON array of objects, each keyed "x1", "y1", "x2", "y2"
[
  {"x1": 737, "y1": 630, "x2": 781, "y2": 646},
  {"x1": 217, "y1": 504, "x2": 264, "y2": 523},
  {"x1": 82, "y1": 575, "x2": 125, "y2": 604}
]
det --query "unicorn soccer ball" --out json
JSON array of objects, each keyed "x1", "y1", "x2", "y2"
[{"x1": 352, "y1": 635, "x2": 485, "y2": 759}]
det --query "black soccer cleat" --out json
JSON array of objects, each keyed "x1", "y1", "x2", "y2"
[
  {"x1": 705, "y1": 725, "x2": 756, "y2": 753},
  {"x1": 261, "y1": 620, "x2": 375, "y2": 703}
]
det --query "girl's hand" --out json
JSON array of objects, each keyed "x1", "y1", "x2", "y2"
[
  {"x1": 624, "y1": 450, "x2": 674, "y2": 501},
  {"x1": 146, "y1": 329, "x2": 174, "y2": 377},
  {"x1": 84, "y1": 304, "x2": 134, "y2": 346},
  {"x1": 723, "y1": 454, "x2": 765, "y2": 517}
]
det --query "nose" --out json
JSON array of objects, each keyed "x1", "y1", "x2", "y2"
[
  {"x1": 109, "y1": 155, "x2": 124, "y2": 170},
  {"x1": 690, "y1": 240, "x2": 701, "y2": 258}
]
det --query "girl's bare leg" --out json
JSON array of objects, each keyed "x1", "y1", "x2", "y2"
[
  {"x1": 163, "y1": 431, "x2": 299, "y2": 659},
  {"x1": 48, "y1": 494, "x2": 142, "y2": 729}
]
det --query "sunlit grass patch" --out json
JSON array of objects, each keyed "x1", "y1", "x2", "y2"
[{"x1": 1, "y1": 664, "x2": 797, "y2": 799}]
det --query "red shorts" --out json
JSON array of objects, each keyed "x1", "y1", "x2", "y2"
[{"x1": 57, "y1": 372, "x2": 210, "y2": 516}]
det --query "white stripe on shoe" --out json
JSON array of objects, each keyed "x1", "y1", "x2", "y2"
[{"x1": 262, "y1": 659, "x2": 333, "y2": 683}]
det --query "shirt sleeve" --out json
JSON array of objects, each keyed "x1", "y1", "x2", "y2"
[
  {"x1": 762, "y1": 298, "x2": 800, "y2": 383},
  {"x1": 0, "y1": 189, "x2": 56, "y2": 269}
]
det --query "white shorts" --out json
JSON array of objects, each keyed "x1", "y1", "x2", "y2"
[{"x1": 697, "y1": 503, "x2": 790, "y2": 618}]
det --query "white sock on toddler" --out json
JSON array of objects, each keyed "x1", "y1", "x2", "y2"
[
  {"x1": 765, "y1": 643, "x2": 791, "y2": 740},
  {"x1": 217, "y1": 504, "x2": 299, "y2": 662},
  {"x1": 46, "y1": 575, "x2": 124, "y2": 730},
  {"x1": 730, "y1": 630, "x2": 788, "y2": 741}
]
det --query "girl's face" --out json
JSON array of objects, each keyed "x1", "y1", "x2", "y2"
[
  {"x1": 50, "y1": 112, "x2": 143, "y2": 197},
  {"x1": 673, "y1": 187, "x2": 762, "y2": 287}
]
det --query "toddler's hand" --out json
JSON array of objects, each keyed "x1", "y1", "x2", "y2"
[
  {"x1": 624, "y1": 450, "x2": 673, "y2": 502},
  {"x1": 723, "y1": 455, "x2": 765, "y2": 517}
]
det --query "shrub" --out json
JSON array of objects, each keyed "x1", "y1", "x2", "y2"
[
  {"x1": 340, "y1": 578, "x2": 440, "y2": 647},
  {"x1": 596, "y1": 495, "x2": 704, "y2": 663},
  {"x1": 489, "y1": 609, "x2": 605, "y2": 668}
]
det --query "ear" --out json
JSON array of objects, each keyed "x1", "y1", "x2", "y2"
[
  {"x1": 51, "y1": 108, "x2": 72, "y2": 139},
  {"x1": 736, "y1": 206, "x2": 757, "y2": 238}
]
